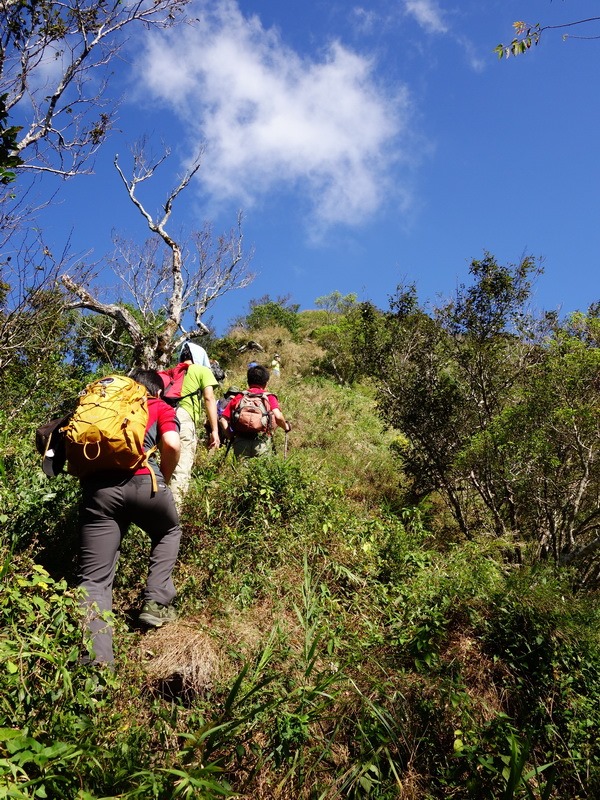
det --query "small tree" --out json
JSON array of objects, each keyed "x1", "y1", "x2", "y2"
[
  {"x1": 363, "y1": 255, "x2": 600, "y2": 583},
  {"x1": 315, "y1": 290, "x2": 357, "y2": 321},
  {"x1": 243, "y1": 295, "x2": 300, "y2": 337},
  {"x1": 480, "y1": 314, "x2": 600, "y2": 573},
  {"x1": 371, "y1": 255, "x2": 545, "y2": 539}
]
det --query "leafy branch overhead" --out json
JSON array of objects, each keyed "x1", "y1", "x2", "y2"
[
  {"x1": 495, "y1": 16, "x2": 600, "y2": 59},
  {"x1": 0, "y1": 94, "x2": 22, "y2": 184}
]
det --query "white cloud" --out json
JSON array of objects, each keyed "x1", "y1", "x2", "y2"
[
  {"x1": 457, "y1": 34, "x2": 486, "y2": 73},
  {"x1": 351, "y1": 6, "x2": 380, "y2": 35},
  {"x1": 134, "y1": 0, "x2": 411, "y2": 229},
  {"x1": 403, "y1": 0, "x2": 448, "y2": 35},
  {"x1": 401, "y1": 2, "x2": 485, "y2": 72}
]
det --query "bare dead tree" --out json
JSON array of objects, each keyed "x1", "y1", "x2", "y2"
[
  {"x1": 1, "y1": 0, "x2": 189, "y2": 177},
  {"x1": 61, "y1": 145, "x2": 254, "y2": 368}
]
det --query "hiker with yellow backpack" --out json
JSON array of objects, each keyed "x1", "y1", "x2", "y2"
[{"x1": 64, "y1": 369, "x2": 183, "y2": 667}]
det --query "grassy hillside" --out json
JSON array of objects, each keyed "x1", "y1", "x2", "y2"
[{"x1": 1, "y1": 326, "x2": 600, "y2": 799}]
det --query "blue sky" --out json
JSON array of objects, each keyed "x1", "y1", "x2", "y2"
[{"x1": 37, "y1": 0, "x2": 600, "y2": 335}]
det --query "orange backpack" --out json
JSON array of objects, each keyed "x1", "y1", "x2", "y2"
[{"x1": 230, "y1": 391, "x2": 276, "y2": 438}]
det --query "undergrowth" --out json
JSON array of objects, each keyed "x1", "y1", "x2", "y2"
[{"x1": 2, "y1": 368, "x2": 600, "y2": 799}]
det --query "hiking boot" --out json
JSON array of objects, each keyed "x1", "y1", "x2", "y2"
[{"x1": 139, "y1": 600, "x2": 178, "y2": 628}]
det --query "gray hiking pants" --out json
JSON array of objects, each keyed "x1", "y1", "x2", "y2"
[
  {"x1": 232, "y1": 435, "x2": 272, "y2": 459},
  {"x1": 78, "y1": 473, "x2": 181, "y2": 665}
]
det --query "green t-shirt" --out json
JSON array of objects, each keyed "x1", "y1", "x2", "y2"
[{"x1": 178, "y1": 364, "x2": 218, "y2": 426}]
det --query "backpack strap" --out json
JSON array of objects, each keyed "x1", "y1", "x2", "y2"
[
  {"x1": 162, "y1": 387, "x2": 203, "y2": 408},
  {"x1": 179, "y1": 387, "x2": 203, "y2": 402},
  {"x1": 141, "y1": 445, "x2": 158, "y2": 494},
  {"x1": 256, "y1": 391, "x2": 276, "y2": 435}
]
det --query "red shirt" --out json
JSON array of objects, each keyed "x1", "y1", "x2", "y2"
[{"x1": 135, "y1": 396, "x2": 180, "y2": 476}]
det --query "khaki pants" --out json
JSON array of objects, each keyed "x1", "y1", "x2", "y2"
[{"x1": 169, "y1": 406, "x2": 198, "y2": 511}]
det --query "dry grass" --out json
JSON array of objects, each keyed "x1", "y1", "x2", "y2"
[
  {"x1": 221, "y1": 324, "x2": 325, "y2": 382},
  {"x1": 138, "y1": 596, "x2": 298, "y2": 697},
  {"x1": 140, "y1": 621, "x2": 220, "y2": 701},
  {"x1": 442, "y1": 629, "x2": 511, "y2": 721}
]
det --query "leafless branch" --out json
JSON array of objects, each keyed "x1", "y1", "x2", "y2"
[
  {"x1": 1, "y1": 0, "x2": 190, "y2": 177},
  {"x1": 61, "y1": 272, "x2": 144, "y2": 344},
  {"x1": 0, "y1": 231, "x2": 82, "y2": 373}
]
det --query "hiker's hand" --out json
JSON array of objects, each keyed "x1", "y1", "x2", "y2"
[{"x1": 208, "y1": 430, "x2": 220, "y2": 452}]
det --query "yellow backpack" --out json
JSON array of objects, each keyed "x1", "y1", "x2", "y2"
[{"x1": 64, "y1": 375, "x2": 155, "y2": 487}]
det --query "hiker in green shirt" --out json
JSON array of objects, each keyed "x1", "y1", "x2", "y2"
[{"x1": 169, "y1": 342, "x2": 220, "y2": 509}]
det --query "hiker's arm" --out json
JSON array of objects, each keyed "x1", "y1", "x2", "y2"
[
  {"x1": 273, "y1": 408, "x2": 291, "y2": 432},
  {"x1": 203, "y1": 386, "x2": 220, "y2": 451},
  {"x1": 218, "y1": 415, "x2": 232, "y2": 438},
  {"x1": 159, "y1": 430, "x2": 180, "y2": 483}
]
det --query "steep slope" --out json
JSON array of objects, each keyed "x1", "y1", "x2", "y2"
[{"x1": 1, "y1": 321, "x2": 599, "y2": 799}]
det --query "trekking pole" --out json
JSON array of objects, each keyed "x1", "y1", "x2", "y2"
[{"x1": 284, "y1": 429, "x2": 289, "y2": 459}]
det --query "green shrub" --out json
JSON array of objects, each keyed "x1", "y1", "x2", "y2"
[
  {"x1": 0, "y1": 413, "x2": 80, "y2": 564},
  {"x1": 0, "y1": 552, "x2": 236, "y2": 799},
  {"x1": 477, "y1": 571, "x2": 600, "y2": 796},
  {"x1": 0, "y1": 553, "x2": 114, "y2": 797},
  {"x1": 245, "y1": 297, "x2": 300, "y2": 337}
]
